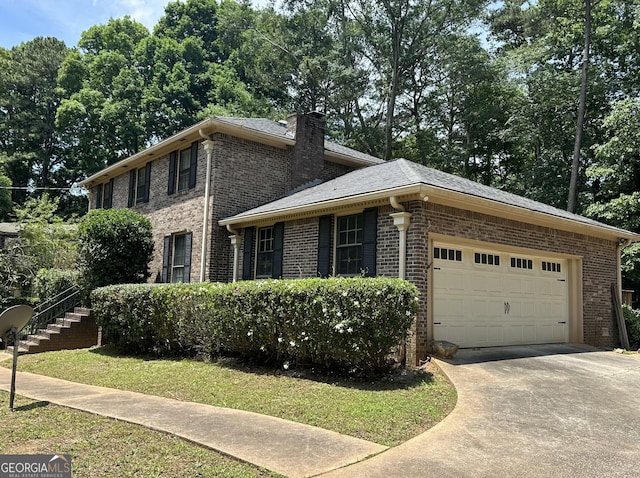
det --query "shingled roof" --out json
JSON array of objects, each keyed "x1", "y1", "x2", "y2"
[
  {"x1": 80, "y1": 115, "x2": 382, "y2": 187},
  {"x1": 215, "y1": 116, "x2": 383, "y2": 166},
  {"x1": 220, "y1": 158, "x2": 639, "y2": 241}
]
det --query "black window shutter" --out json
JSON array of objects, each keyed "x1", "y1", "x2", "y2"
[
  {"x1": 189, "y1": 141, "x2": 198, "y2": 189},
  {"x1": 162, "y1": 235, "x2": 171, "y2": 283},
  {"x1": 242, "y1": 227, "x2": 255, "y2": 280},
  {"x1": 95, "y1": 184, "x2": 103, "y2": 209},
  {"x1": 104, "y1": 179, "x2": 114, "y2": 209},
  {"x1": 168, "y1": 151, "x2": 177, "y2": 195},
  {"x1": 362, "y1": 208, "x2": 377, "y2": 277},
  {"x1": 272, "y1": 222, "x2": 284, "y2": 279},
  {"x1": 183, "y1": 232, "x2": 193, "y2": 283},
  {"x1": 144, "y1": 162, "x2": 152, "y2": 202},
  {"x1": 128, "y1": 170, "x2": 136, "y2": 207},
  {"x1": 317, "y1": 215, "x2": 333, "y2": 278}
]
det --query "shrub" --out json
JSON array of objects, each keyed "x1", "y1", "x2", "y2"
[
  {"x1": 623, "y1": 305, "x2": 640, "y2": 349},
  {"x1": 77, "y1": 209, "x2": 154, "y2": 298},
  {"x1": 32, "y1": 269, "x2": 80, "y2": 303},
  {"x1": 91, "y1": 277, "x2": 418, "y2": 374}
]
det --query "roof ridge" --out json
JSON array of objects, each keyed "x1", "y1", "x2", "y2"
[{"x1": 394, "y1": 158, "x2": 428, "y2": 184}]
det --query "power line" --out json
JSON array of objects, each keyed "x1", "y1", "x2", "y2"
[{"x1": 0, "y1": 186, "x2": 75, "y2": 191}]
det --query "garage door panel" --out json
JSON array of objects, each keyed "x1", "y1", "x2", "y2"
[{"x1": 433, "y1": 242, "x2": 569, "y2": 348}]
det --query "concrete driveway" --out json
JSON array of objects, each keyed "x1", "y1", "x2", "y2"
[{"x1": 321, "y1": 344, "x2": 640, "y2": 478}]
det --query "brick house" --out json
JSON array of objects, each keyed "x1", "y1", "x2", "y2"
[
  {"x1": 79, "y1": 113, "x2": 381, "y2": 284},
  {"x1": 81, "y1": 113, "x2": 639, "y2": 365},
  {"x1": 219, "y1": 158, "x2": 640, "y2": 364}
]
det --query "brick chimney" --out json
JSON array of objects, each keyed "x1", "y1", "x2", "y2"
[{"x1": 288, "y1": 112, "x2": 326, "y2": 191}]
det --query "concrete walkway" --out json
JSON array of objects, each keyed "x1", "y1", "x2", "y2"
[
  {"x1": 0, "y1": 356, "x2": 386, "y2": 478},
  {"x1": 320, "y1": 344, "x2": 640, "y2": 478},
  {"x1": 3, "y1": 345, "x2": 640, "y2": 477}
]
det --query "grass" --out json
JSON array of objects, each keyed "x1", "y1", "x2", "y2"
[
  {"x1": 0, "y1": 392, "x2": 280, "y2": 478},
  {"x1": 3, "y1": 346, "x2": 456, "y2": 447}
]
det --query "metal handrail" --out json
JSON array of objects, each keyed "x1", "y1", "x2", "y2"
[{"x1": 22, "y1": 286, "x2": 82, "y2": 337}]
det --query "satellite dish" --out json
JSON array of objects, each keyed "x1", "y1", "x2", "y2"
[
  {"x1": 0, "y1": 305, "x2": 33, "y2": 337},
  {"x1": 0, "y1": 305, "x2": 33, "y2": 412}
]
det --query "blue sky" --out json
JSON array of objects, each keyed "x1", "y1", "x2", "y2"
[
  {"x1": 0, "y1": 0, "x2": 174, "y2": 49},
  {"x1": 0, "y1": 0, "x2": 270, "y2": 50}
]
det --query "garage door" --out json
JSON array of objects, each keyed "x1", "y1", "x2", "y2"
[{"x1": 432, "y1": 242, "x2": 569, "y2": 348}]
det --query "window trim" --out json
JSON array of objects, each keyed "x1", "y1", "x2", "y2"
[
  {"x1": 334, "y1": 212, "x2": 365, "y2": 276},
  {"x1": 162, "y1": 231, "x2": 192, "y2": 283},
  {"x1": 168, "y1": 141, "x2": 198, "y2": 195},
  {"x1": 255, "y1": 226, "x2": 275, "y2": 279}
]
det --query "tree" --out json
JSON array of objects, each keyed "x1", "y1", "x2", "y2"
[
  {"x1": 0, "y1": 37, "x2": 69, "y2": 208},
  {"x1": 0, "y1": 173, "x2": 11, "y2": 220},
  {"x1": 77, "y1": 209, "x2": 154, "y2": 295},
  {"x1": 586, "y1": 97, "x2": 640, "y2": 291},
  {"x1": 14, "y1": 194, "x2": 78, "y2": 272},
  {"x1": 567, "y1": 0, "x2": 592, "y2": 213}
]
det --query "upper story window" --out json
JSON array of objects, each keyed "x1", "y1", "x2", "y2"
[
  {"x1": 128, "y1": 163, "x2": 151, "y2": 206},
  {"x1": 336, "y1": 213, "x2": 364, "y2": 275},
  {"x1": 168, "y1": 141, "x2": 198, "y2": 195},
  {"x1": 178, "y1": 148, "x2": 191, "y2": 192},
  {"x1": 94, "y1": 178, "x2": 114, "y2": 209}
]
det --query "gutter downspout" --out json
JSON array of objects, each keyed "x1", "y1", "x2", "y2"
[
  {"x1": 389, "y1": 196, "x2": 412, "y2": 280},
  {"x1": 200, "y1": 132, "x2": 215, "y2": 282},
  {"x1": 227, "y1": 225, "x2": 241, "y2": 283},
  {"x1": 617, "y1": 238, "x2": 629, "y2": 305}
]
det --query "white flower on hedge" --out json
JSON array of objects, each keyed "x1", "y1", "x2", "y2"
[
  {"x1": 353, "y1": 300, "x2": 360, "y2": 307},
  {"x1": 247, "y1": 330, "x2": 253, "y2": 337},
  {"x1": 289, "y1": 340, "x2": 296, "y2": 347},
  {"x1": 283, "y1": 361, "x2": 289, "y2": 370},
  {"x1": 406, "y1": 310, "x2": 412, "y2": 316},
  {"x1": 342, "y1": 291, "x2": 348, "y2": 297},
  {"x1": 322, "y1": 307, "x2": 328, "y2": 315},
  {"x1": 336, "y1": 311, "x2": 342, "y2": 317},
  {"x1": 334, "y1": 322, "x2": 345, "y2": 332},
  {"x1": 347, "y1": 327, "x2": 353, "y2": 333},
  {"x1": 260, "y1": 345, "x2": 266, "y2": 352},
  {"x1": 278, "y1": 337, "x2": 284, "y2": 343}
]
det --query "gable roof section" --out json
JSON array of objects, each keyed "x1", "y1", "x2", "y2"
[
  {"x1": 79, "y1": 116, "x2": 382, "y2": 187},
  {"x1": 220, "y1": 158, "x2": 640, "y2": 243}
]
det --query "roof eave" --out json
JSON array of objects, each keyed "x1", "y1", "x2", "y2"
[
  {"x1": 220, "y1": 182, "x2": 640, "y2": 243},
  {"x1": 79, "y1": 118, "x2": 376, "y2": 188}
]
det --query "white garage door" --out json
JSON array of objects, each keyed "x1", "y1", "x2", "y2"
[{"x1": 432, "y1": 242, "x2": 569, "y2": 348}]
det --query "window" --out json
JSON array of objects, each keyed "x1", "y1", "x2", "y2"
[
  {"x1": 510, "y1": 257, "x2": 533, "y2": 270},
  {"x1": 316, "y1": 210, "x2": 377, "y2": 278},
  {"x1": 542, "y1": 261, "x2": 562, "y2": 273},
  {"x1": 161, "y1": 232, "x2": 192, "y2": 283},
  {"x1": 128, "y1": 163, "x2": 151, "y2": 206},
  {"x1": 434, "y1": 247, "x2": 462, "y2": 262},
  {"x1": 172, "y1": 234, "x2": 187, "y2": 283},
  {"x1": 256, "y1": 226, "x2": 274, "y2": 278},
  {"x1": 94, "y1": 179, "x2": 114, "y2": 209},
  {"x1": 242, "y1": 223, "x2": 284, "y2": 280},
  {"x1": 336, "y1": 214, "x2": 364, "y2": 275},
  {"x1": 177, "y1": 148, "x2": 191, "y2": 192},
  {"x1": 168, "y1": 142, "x2": 198, "y2": 195},
  {"x1": 136, "y1": 168, "x2": 147, "y2": 203},
  {"x1": 474, "y1": 252, "x2": 500, "y2": 266}
]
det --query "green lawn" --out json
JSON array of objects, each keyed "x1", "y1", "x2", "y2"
[
  {"x1": 0, "y1": 392, "x2": 280, "y2": 478},
  {"x1": 3, "y1": 346, "x2": 455, "y2": 447}
]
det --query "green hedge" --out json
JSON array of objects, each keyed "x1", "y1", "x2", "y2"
[
  {"x1": 91, "y1": 277, "x2": 418, "y2": 373},
  {"x1": 623, "y1": 305, "x2": 640, "y2": 349}
]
